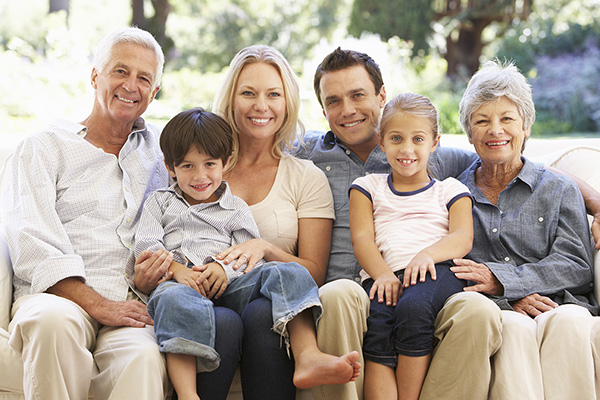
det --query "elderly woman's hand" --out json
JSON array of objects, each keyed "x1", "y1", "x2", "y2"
[
  {"x1": 510, "y1": 294, "x2": 558, "y2": 317},
  {"x1": 451, "y1": 259, "x2": 504, "y2": 296}
]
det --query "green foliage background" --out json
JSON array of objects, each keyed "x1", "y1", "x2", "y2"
[{"x1": 0, "y1": 0, "x2": 599, "y2": 146}]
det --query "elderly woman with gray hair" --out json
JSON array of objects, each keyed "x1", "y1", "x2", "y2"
[{"x1": 449, "y1": 60, "x2": 598, "y2": 399}]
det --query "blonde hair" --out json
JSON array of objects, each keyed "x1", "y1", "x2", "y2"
[
  {"x1": 379, "y1": 93, "x2": 439, "y2": 139},
  {"x1": 213, "y1": 45, "x2": 304, "y2": 170}
]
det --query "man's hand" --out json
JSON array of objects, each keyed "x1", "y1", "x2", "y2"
[
  {"x1": 510, "y1": 293, "x2": 558, "y2": 317},
  {"x1": 451, "y1": 259, "x2": 504, "y2": 296},
  {"x1": 88, "y1": 298, "x2": 154, "y2": 327},
  {"x1": 592, "y1": 212, "x2": 600, "y2": 250},
  {"x1": 47, "y1": 277, "x2": 153, "y2": 327},
  {"x1": 134, "y1": 249, "x2": 173, "y2": 294}
]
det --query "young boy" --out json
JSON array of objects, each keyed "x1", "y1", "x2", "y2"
[{"x1": 135, "y1": 108, "x2": 360, "y2": 400}]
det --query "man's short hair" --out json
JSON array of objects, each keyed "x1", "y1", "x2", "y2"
[
  {"x1": 160, "y1": 108, "x2": 233, "y2": 171},
  {"x1": 94, "y1": 27, "x2": 164, "y2": 89},
  {"x1": 313, "y1": 47, "x2": 384, "y2": 108}
]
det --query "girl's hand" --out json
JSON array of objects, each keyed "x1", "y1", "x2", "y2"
[
  {"x1": 404, "y1": 252, "x2": 436, "y2": 287},
  {"x1": 214, "y1": 238, "x2": 270, "y2": 273},
  {"x1": 370, "y1": 272, "x2": 402, "y2": 306}
]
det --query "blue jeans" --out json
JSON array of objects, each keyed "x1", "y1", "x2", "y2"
[
  {"x1": 241, "y1": 297, "x2": 296, "y2": 400},
  {"x1": 195, "y1": 307, "x2": 242, "y2": 400},
  {"x1": 147, "y1": 262, "x2": 322, "y2": 371},
  {"x1": 362, "y1": 261, "x2": 465, "y2": 368}
]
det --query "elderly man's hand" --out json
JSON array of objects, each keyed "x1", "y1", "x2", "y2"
[
  {"x1": 89, "y1": 298, "x2": 154, "y2": 327},
  {"x1": 134, "y1": 249, "x2": 173, "y2": 294},
  {"x1": 510, "y1": 294, "x2": 558, "y2": 317},
  {"x1": 451, "y1": 259, "x2": 504, "y2": 296}
]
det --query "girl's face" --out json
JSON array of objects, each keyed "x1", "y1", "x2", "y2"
[
  {"x1": 233, "y1": 62, "x2": 287, "y2": 144},
  {"x1": 379, "y1": 113, "x2": 439, "y2": 189}
]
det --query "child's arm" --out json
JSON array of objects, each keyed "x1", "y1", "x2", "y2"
[
  {"x1": 403, "y1": 196, "x2": 473, "y2": 287},
  {"x1": 349, "y1": 188, "x2": 401, "y2": 306}
]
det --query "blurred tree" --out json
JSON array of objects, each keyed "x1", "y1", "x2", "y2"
[
  {"x1": 348, "y1": 0, "x2": 532, "y2": 80},
  {"x1": 131, "y1": 0, "x2": 174, "y2": 59},
  {"x1": 49, "y1": 0, "x2": 69, "y2": 15},
  {"x1": 167, "y1": 0, "x2": 344, "y2": 74}
]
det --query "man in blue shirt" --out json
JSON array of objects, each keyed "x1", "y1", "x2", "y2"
[{"x1": 297, "y1": 48, "x2": 600, "y2": 400}]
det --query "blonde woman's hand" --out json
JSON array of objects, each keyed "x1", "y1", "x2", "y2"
[{"x1": 214, "y1": 238, "x2": 271, "y2": 273}]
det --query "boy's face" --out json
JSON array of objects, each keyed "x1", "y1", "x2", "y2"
[{"x1": 166, "y1": 147, "x2": 226, "y2": 205}]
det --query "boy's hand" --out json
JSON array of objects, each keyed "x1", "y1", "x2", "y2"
[
  {"x1": 196, "y1": 263, "x2": 228, "y2": 299},
  {"x1": 404, "y1": 253, "x2": 436, "y2": 287},
  {"x1": 172, "y1": 265, "x2": 203, "y2": 293},
  {"x1": 370, "y1": 272, "x2": 402, "y2": 306}
]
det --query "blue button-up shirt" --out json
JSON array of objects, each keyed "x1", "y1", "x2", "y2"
[
  {"x1": 458, "y1": 157, "x2": 597, "y2": 314},
  {"x1": 296, "y1": 130, "x2": 477, "y2": 283}
]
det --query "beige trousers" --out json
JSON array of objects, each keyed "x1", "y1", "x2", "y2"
[
  {"x1": 311, "y1": 279, "x2": 370, "y2": 400},
  {"x1": 9, "y1": 293, "x2": 168, "y2": 400},
  {"x1": 420, "y1": 292, "x2": 503, "y2": 400},
  {"x1": 310, "y1": 283, "x2": 503, "y2": 400},
  {"x1": 491, "y1": 304, "x2": 600, "y2": 400}
]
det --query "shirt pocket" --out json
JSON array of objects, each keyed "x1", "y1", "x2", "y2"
[
  {"x1": 274, "y1": 209, "x2": 299, "y2": 239},
  {"x1": 518, "y1": 212, "x2": 555, "y2": 260},
  {"x1": 321, "y1": 161, "x2": 350, "y2": 211}
]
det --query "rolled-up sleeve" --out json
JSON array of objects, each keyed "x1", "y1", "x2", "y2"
[{"x1": 2, "y1": 137, "x2": 86, "y2": 295}]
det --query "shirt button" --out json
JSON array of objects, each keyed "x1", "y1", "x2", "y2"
[
  {"x1": 492, "y1": 228, "x2": 498, "y2": 233},
  {"x1": 346, "y1": 150, "x2": 351, "y2": 155},
  {"x1": 325, "y1": 165, "x2": 331, "y2": 171},
  {"x1": 354, "y1": 277, "x2": 361, "y2": 282},
  {"x1": 504, "y1": 257, "x2": 510, "y2": 262},
  {"x1": 538, "y1": 217, "x2": 544, "y2": 222},
  {"x1": 126, "y1": 218, "x2": 132, "y2": 224},
  {"x1": 125, "y1": 187, "x2": 130, "y2": 192}
]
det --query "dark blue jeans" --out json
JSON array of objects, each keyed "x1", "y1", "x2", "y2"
[
  {"x1": 362, "y1": 261, "x2": 465, "y2": 368},
  {"x1": 241, "y1": 297, "x2": 296, "y2": 399},
  {"x1": 192, "y1": 307, "x2": 243, "y2": 400}
]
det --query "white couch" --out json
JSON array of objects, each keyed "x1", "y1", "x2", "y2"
[
  {"x1": 0, "y1": 142, "x2": 316, "y2": 399},
  {"x1": 1, "y1": 140, "x2": 599, "y2": 399}
]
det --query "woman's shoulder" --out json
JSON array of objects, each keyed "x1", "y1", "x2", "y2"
[{"x1": 280, "y1": 154, "x2": 326, "y2": 179}]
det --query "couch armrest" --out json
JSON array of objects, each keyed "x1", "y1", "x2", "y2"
[{"x1": 0, "y1": 234, "x2": 12, "y2": 331}]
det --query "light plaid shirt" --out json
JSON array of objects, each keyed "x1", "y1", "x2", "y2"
[
  {"x1": 134, "y1": 181, "x2": 264, "y2": 285},
  {"x1": 1, "y1": 118, "x2": 169, "y2": 302}
]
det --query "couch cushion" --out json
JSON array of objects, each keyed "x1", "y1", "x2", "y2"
[
  {"x1": 535, "y1": 146, "x2": 600, "y2": 192},
  {"x1": 0, "y1": 329, "x2": 23, "y2": 393},
  {"x1": 0, "y1": 237, "x2": 11, "y2": 331}
]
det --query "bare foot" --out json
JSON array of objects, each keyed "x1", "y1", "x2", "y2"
[{"x1": 293, "y1": 351, "x2": 361, "y2": 389}]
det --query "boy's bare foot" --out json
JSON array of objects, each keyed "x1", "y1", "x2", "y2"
[{"x1": 293, "y1": 351, "x2": 361, "y2": 389}]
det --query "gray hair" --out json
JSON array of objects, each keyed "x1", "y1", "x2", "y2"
[
  {"x1": 459, "y1": 60, "x2": 535, "y2": 140},
  {"x1": 93, "y1": 27, "x2": 164, "y2": 89}
]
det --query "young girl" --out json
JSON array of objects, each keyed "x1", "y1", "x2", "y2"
[{"x1": 349, "y1": 93, "x2": 474, "y2": 400}]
